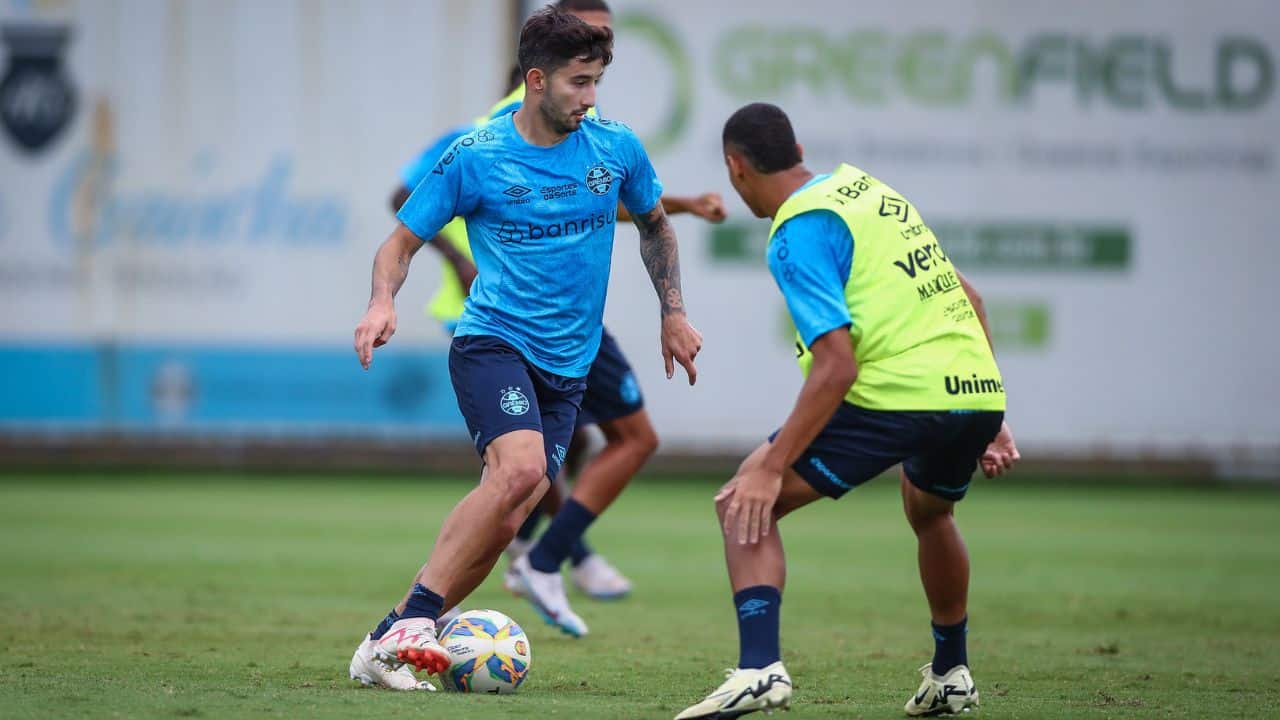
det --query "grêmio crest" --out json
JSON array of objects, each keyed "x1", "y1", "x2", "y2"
[{"x1": 0, "y1": 23, "x2": 77, "y2": 154}]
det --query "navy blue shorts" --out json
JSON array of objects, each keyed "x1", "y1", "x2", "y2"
[
  {"x1": 773, "y1": 404, "x2": 1004, "y2": 502},
  {"x1": 577, "y1": 327, "x2": 644, "y2": 427},
  {"x1": 449, "y1": 334, "x2": 586, "y2": 479}
]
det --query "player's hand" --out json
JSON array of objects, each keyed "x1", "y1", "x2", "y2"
[
  {"x1": 661, "y1": 312, "x2": 702, "y2": 385},
  {"x1": 716, "y1": 466, "x2": 781, "y2": 545},
  {"x1": 981, "y1": 421, "x2": 1020, "y2": 478},
  {"x1": 354, "y1": 301, "x2": 397, "y2": 370},
  {"x1": 690, "y1": 193, "x2": 727, "y2": 223}
]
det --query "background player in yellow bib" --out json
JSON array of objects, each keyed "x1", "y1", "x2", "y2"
[{"x1": 676, "y1": 103, "x2": 1020, "y2": 719}]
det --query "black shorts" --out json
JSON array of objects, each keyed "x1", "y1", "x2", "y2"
[
  {"x1": 576, "y1": 327, "x2": 644, "y2": 427},
  {"x1": 449, "y1": 334, "x2": 586, "y2": 479},
  {"x1": 771, "y1": 404, "x2": 1004, "y2": 502}
]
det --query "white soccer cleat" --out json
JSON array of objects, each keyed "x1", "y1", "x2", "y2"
[
  {"x1": 506, "y1": 536, "x2": 533, "y2": 561},
  {"x1": 375, "y1": 617, "x2": 451, "y2": 675},
  {"x1": 503, "y1": 565, "x2": 527, "y2": 597},
  {"x1": 675, "y1": 662, "x2": 792, "y2": 719},
  {"x1": 570, "y1": 553, "x2": 633, "y2": 600},
  {"x1": 348, "y1": 634, "x2": 436, "y2": 691},
  {"x1": 513, "y1": 554, "x2": 589, "y2": 637},
  {"x1": 503, "y1": 538, "x2": 531, "y2": 597},
  {"x1": 904, "y1": 663, "x2": 979, "y2": 716}
]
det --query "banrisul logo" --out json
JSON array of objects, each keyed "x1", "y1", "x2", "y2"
[
  {"x1": 0, "y1": 23, "x2": 76, "y2": 153},
  {"x1": 714, "y1": 28, "x2": 1274, "y2": 112}
]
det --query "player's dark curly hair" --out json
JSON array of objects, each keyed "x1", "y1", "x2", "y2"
[
  {"x1": 722, "y1": 103, "x2": 802, "y2": 173},
  {"x1": 518, "y1": 6, "x2": 613, "y2": 77},
  {"x1": 555, "y1": 0, "x2": 611, "y2": 11}
]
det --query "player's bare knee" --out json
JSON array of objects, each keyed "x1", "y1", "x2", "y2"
[
  {"x1": 604, "y1": 412, "x2": 659, "y2": 459},
  {"x1": 491, "y1": 460, "x2": 548, "y2": 510},
  {"x1": 900, "y1": 474, "x2": 949, "y2": 530},
  {"x1": 509, "y1": 461, "x2": 548, "y2": 498},
  {"x1": 631, "y1": 423, "x2": 659, "y2": 459}
]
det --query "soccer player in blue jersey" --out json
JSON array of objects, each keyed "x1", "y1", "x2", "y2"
[
  {"x1": 348, "y1": 7, "x2": 701, "y2": 691},
  {"x1": 483, "y1": 0, "x2": 724, "y2": 637},
  {"x1": 395, "y1": 0, "x2": 727, "y2": 636}
]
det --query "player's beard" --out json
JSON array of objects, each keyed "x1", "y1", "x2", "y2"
[{"x1": 540, "y1": 93, "x2": 587, "y2": 136}]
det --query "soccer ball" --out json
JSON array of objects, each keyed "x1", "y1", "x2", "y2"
[{"x1": 437, "y1": 609, "x2": 532, "y2": 693}]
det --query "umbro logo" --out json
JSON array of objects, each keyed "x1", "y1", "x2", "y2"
[
  {"x1": 737, "y1": 598, "x2": 771, "y2": 619},
  {"x1": 503, "y1": 185, "x2": 532, "y2": 198},
  {"x1": 879, "y1": 195, "x2": 910, "y2": 223}
]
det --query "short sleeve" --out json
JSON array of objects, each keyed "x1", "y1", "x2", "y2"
[
  {"x1": 398, "y1": 126, "x2": 470, "y2": 189},
  {"x1": 616, "y1": 127, "x2": 663, "y2": 217},
  {"x1": 396, "y1": 133, "x2": 482, "y2": 241},
  {"x1": 767, "y1": 210, "x2": 855, "y2": 347}
]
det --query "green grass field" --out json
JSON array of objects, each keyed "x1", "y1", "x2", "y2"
[{"x1": 1, "y1": 472, "x2": 1278, "y2": 719}]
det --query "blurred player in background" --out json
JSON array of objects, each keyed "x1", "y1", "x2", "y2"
[
  {"x1": 391, "y1": 0, "x2": 728, "y2": 638},
  {"x1": 676, "y1": 103, "x2": 1020, "y2": 719}
]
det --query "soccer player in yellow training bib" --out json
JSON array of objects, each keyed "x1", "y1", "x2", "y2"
[{"x1": 676, "y1": 103, "x2": 1020, "y2": 720}]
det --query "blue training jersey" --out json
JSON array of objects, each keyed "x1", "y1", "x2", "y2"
[
  {"x1": 397, "y1": 113, "x2": 664, "y2": 377},
  {"x1": 767, "y1": 174, "x2": 856, "y2": 347},
  {"x1": 400, "y1": 124, "x2": 474, "y2": 190}
]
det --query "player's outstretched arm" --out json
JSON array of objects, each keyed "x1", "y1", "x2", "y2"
[
  {"x1": 661, "y1": 193, "x2": 727, "y2": 222},
  {"x1": 616, "y1": 193, "x2": 728, "y2": 223},
  {"x1": 632, "y1": 203, "x2": 702, "y2": 384},
  {"x1": 354, "y1": 223, "x2": 424, "y2": 370}
]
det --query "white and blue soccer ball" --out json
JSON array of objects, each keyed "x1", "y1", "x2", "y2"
[{"x1": 437, "y1": 609, "x2": 532, "y2": 693}]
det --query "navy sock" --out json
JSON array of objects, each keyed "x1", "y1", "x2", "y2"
[
  {"x1": 568, "y1": 536, "x2": 594, "y2": 567},
  {"x1": 401, "y1": 583, "x2": 444, "y2": 623},
  {"x1": 931, "y1": 617, "x2": 968, "y2": 675},
  {"x1": 735, "y1": 585, "x2": 782, "y2": 669},
  {"x1": 369, "y1": 608, "x2": 400, "y2": 641},
  {"x1": 516, "y1": 506, "x2": 543, "y2": 542},
  {"x1": 528, "y1": 499, "x2": 597, "y2": 573}
]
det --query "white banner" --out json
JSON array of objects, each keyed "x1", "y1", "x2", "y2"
[
  {"x1": 1, "y1": 0, "x2": 1277, "y2": 467},
  {"x1": 594, "y1": 0, "x2": 1280, "y2": 461},
  {"x1": 0, "y1": 0, "x2": 508, "y2": 344},
  {"x1": 0, "y1": 0, "x2": 509, "y2": 435}
]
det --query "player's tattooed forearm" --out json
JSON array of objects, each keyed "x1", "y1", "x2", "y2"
[
  {"x1": 636, "y1": 205, "x2": 685, "y2": 316},
  {"x1": 664, "y1": 288, "x2": 684, "y2": 313}
]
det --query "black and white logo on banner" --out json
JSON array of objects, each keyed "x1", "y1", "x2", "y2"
[{"x1": 1, "y1": 23, "x2": 76, "y2": 154}]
